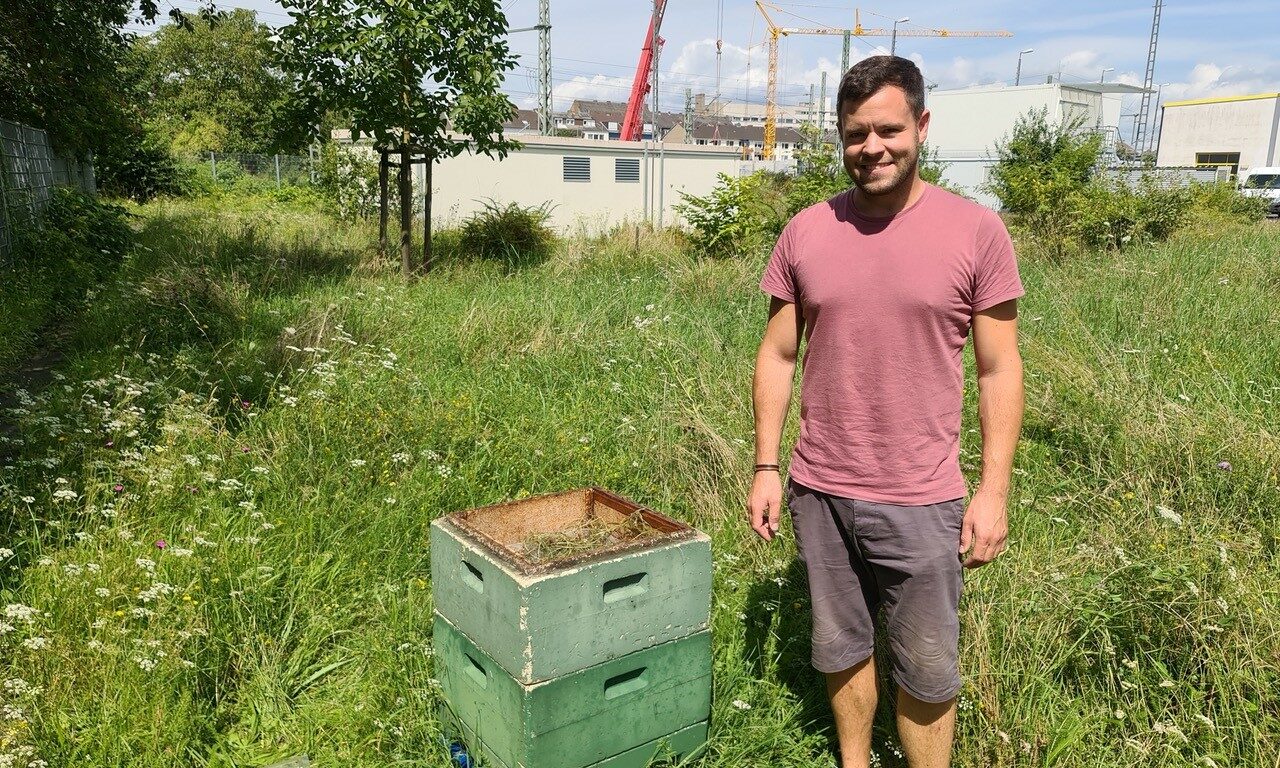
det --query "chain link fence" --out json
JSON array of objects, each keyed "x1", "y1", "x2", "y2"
[
  {"x1": 186, "y1": 152, "x2": 317, "y2": 189},
  {"x1": 0, "y1": 118, "x2": 96, "y2": 259}
]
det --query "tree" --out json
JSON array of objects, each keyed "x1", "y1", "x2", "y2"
[
  {"x1": 127, "y1": 8, "x2": 300, "y2": 155},
  {"x1": 277, "y1": 0, "x2": 520, "y2": 277},
  {"x1": 0, "y1": 1, "x2": 213, "y2": 153},
  {"x1": 986, "y1": 107, "x2": 1101, "y2": 214}
]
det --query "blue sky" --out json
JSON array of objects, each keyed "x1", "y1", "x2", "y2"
[{"x1": 136, "y1": 0, "x2": 1280, "y2": 141}]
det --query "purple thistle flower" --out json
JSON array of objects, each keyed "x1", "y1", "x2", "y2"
[
  {"x1": 113, "y1": 484, "x2": 124, "y2": 493},
  {"x1": 154, "y1": 539, "x2": 167, "y2": 550},
  {"x1": 1217, "y1": 461, "x2": 1232, "y2": 472}
]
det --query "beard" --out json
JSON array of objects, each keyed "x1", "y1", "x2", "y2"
[{"x1": 845, "y1": 146, "x2": 920, "y2": 197}]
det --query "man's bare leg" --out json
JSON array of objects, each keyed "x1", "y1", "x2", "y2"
[
  {"x1": 826, "y1": 657, "x2": 878, "y2": 768},
  {"x1": 896, "y1": 687, "x2": 956, "y2": 768}
]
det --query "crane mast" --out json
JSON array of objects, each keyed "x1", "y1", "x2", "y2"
[{"x1": 622, "y1": 1, "x2": 669, "y2": 142}]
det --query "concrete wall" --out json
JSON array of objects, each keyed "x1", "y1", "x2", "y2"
[
  {"x1": 420, "y1": 135, "x2": 742, "y2": 232},
  {"x1": 1155, "y1": 95, "x2": 1280, "y2": 172}
]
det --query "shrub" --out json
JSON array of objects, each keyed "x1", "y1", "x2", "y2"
[
  {"x1": 316, "y1": 143, "x2": 385, "y2": 221},
  {"x1": 1, "y1": 189, "x2": 133, "y2": 369},
  {"x1": 458, "y1": 199, "x2": 556, "y2": 271},
  {"x1": 1069, "y1": 176, "x2": 1191, "y2": 251},
  {"x1": 95, "y1": 132, "x2": 187, "y2": 202},
  {"x1": 986, "y1": 107, "x2": 1101, "y2": 215},
  {"x1": 675, "y1": 172, "x2": 785, "y2": 258},
  {"x1": 1187, "y1": 181, "x2": 1269, "y2": 223},
  {"x1": 784, "y1": 136, "x2": 848, "y2": 218}
]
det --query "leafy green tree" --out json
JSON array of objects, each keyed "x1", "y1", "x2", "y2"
[
  {"x1": 277, "y1": 0, "x2": 520, "y2": 276},
  {"x1": 127, "y1": 9, "x2": 299, "y2": 154},
  {"x1": 986, "y1": 106, "x2": 1101, "y2": 214},
  {"x1": 0, "y1": 1, "x2": 213, "y2": 153}
]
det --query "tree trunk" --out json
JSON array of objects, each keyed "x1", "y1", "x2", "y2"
[
  {"x1": 399, "y1": 139, "x2": 413, "y2": 278},
  {"x1": 378, "y1": 149, "x2": 389, "y2": 254},
  {"x1": 422, "y1": 157, "x2": 433, "y2": 274}
]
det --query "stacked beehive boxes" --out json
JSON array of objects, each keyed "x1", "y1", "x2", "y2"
[{"x1": 430, "y1": 487, "x2": 713, "y2": 768}]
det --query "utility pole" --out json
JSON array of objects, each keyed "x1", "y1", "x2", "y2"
[
  {"x1": 841, "y1": 31, "x2": 851, "y2": 76},
  {"x1": 683, "y1": 87, "x2": 693, "y2": 142},
  {"x1": 818, "y1": 70, "x2": 828, "y2": 147},
  {"x1": 538, "y1": 0, "x2": 552, "y2": 134}
]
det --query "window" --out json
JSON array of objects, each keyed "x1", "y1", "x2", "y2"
[
  {"x1": 615, "y1": 158, "x2": 640, "y2": 183},
  {"x1": 1242, "y1": 173, "x2": 1280, "y2": 190},
  {"x1": 563, "y1": 156, "x2": 590, "y2": 182},
  {"x1": 1195, "y1": 151, "x2": 1241, "y2": 175}
]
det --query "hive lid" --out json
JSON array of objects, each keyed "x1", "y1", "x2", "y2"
[{"x1": 444, "y1": 487, "x2": 697, "y2": 575}]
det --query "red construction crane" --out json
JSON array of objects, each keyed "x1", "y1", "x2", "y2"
[{"x1": 621, "y1": 1, "x2": 669, "y2": 142}]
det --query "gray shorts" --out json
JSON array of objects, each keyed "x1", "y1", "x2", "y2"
[{"x1": 786, "y1": 479, "x2": 965, "y2": 703}]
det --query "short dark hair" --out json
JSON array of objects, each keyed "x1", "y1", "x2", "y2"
[{"x1": 836, "y1": 55, "x2": 926, "y2": 122}]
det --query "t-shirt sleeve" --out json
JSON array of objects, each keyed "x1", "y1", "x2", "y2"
[
  {"x1": 971, "y1": 209, "x2": 1024, "y2": 312},
  {"x1": 759, "y1": 223, "x2": 798, "y2": 303}
]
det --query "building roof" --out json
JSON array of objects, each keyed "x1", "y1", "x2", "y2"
[
  {"x1": 502, "y1": 108, "x2": 542, "y2": 130},
  {"x1": 1064, "y1": 83, "x2": 1151, "y2": 95},
  {"x1": 1164, "y1": 91, "x2": 1280, "y2": 108},
  {"x1": 565, "y1": 99, "x2": 682, "y2": 130},
  {"x1": 685, "y1": 120, "x2": 807, "y2": 144}
]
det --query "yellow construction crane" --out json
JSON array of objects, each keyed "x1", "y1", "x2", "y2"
[{"x1": 755, "y1": 1, "x2": 1012, "y2": 159}]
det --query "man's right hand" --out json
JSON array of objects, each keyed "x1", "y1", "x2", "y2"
[{"x1": 748, "y1": 471, "x2": 784, "y2": 541}]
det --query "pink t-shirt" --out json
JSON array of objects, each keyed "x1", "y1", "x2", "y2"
[{"x1": 760, "y1": 183, "x2": 1023, "y2": 505}]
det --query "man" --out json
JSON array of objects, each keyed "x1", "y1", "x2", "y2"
[{"x1": 748, "y1": 56, "x2": 1024, "y2": 768}]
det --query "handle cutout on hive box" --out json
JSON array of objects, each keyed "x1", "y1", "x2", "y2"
[
  {"x1": 461, "y1": 560, "x2": 484, "y2": 594},
  {"x1": 604, "y1": 666, "x2": 648, "y2": 699},
  {"x1": 603, "y1": 572, "x2": 648, "y2": 603},
  {"x1": 464, "y1": 653, "x2": 488, "y2": 688}
]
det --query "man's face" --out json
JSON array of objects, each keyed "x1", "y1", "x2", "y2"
[{"x1": 839, "y1": 85, "x2": 930, "y2": 197}]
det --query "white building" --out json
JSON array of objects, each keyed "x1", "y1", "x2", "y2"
[
  {"x1": 924, "y1": 82, "x2": 1137, "y2": 207},
  {"x1": 423, "y1": 135, "x2": 742, "y2": 231},
  {"x1": 1155, "y1": 92, "x2": 1280, "y2": 175}
]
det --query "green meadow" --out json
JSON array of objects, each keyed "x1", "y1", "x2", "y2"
[{"x1": 0, "y1": 199, "x2": 1277, "y2": 767}]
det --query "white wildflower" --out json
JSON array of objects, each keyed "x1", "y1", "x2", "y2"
[
  {"x1": 731, "y1": 699, "x2": 752, "y2": 710},
  {"x1": 20, "y1": 636, "x2": 48, "y2": 650},
  {"x1": 94, "y1": 588, "x2": 111, "y2": 598},
  {"x1": 0, "y1": 548, "x2": 13, "y2": 559},
  {"x1": 349, "y1": 459, "x2": 367, "y2": 468},
  {"x1": 52, "y1": 489, "x2": 78, "y2": 501},
  {"x1": 1155, "y1": 505, "x2": 1183, "y2": 526},
  {"x1": 135, "y1": 558, "x2": 156, "y2": 572}
]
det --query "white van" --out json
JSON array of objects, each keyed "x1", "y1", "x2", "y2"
[{"x1": 1239, "y1": 166, "x2": 1280, "y2": 217}]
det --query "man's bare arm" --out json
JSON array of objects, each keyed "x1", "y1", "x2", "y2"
[
  {"x1": 748, "y1": 296, "x2": 803, "y2": 541},
  {"x1": 961, "y1": 298, "x2": 1024, "y2": 567}
]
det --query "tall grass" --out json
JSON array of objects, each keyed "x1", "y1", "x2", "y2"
[{"x1": 0, "y1": 200, "x2": 1276, "y2": 767}]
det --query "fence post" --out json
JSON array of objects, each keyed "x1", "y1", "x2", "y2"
[
  {"x1": 275, "y1": 154, "x2": 281, "y2": 187},
  {"x1": 0, "y1": 121, "x2": 10, "y2": 258},
  {"x1": 211, "y1": 152, "x2": 217, "y2": 182}
]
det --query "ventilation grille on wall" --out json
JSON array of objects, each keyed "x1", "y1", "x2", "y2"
[
  {"x1": 563, "y1": 156, "x2": 590, "y2": 182},
  {"x1": 615, "y1": 158, "x2": 640, "y2": 183}
]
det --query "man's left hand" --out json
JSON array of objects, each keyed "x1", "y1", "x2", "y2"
[{"x1": 959, "y1": 488, "x2": 1008, "y2": 569}]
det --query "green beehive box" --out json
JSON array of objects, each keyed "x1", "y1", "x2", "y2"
[
  {"x1": 434, "y1": 612, "x2": 711, "y2": 768},
  {"x1": 430, "y1": 488, "x2": 712, "y2": 684}
]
